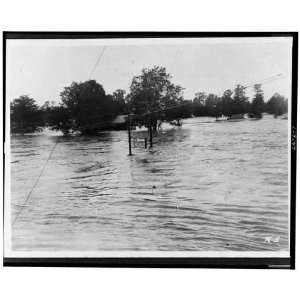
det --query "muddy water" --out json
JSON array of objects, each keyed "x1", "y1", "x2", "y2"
[{"x1": 10, "y1": 115, "x2": 289, "y2": 251}]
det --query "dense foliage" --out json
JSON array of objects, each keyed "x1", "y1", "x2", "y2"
[
  {"x1": 265, "y1": 93, "x2": 288, "y2": 117},
  {"x1": 127, "y1": 66, "x2": 185, "y2": 130},
  {"x1": 10, "y1": 66, "x2": 289, "y2": 135},
  {"x1": 250, "y1": 84, "x2": 265, "y2": 118},
  {"x1": 10, "y1": 96, "x2": 44, "y2": 133},
  {"x1": 58, "y1": 80, "x2": 117, "y2": 134}
]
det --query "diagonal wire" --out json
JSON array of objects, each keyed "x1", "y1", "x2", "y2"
[
  {"x1": 89, "y1": 46, "x2": 106, "y2": 79},
  {"x1": 244, "y1": 73, "x2": 284, "y2": 89},
  {"x1": 12, "y1": 138, "x2": 59, "y2": 227},
  {"x1": 129, "y1": 102, "x2": 191, "y2": 120}
]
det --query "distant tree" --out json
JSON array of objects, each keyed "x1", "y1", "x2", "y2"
[
  {"x1": 205, "y1": 94, "x2": 221, "y2": 117},
  {"x1": 220, "y1": 89, "x2": 234, "y2": 117},
  {"x1": 232, "y1": 84, "x2": 249, "y2": 115},
  {"x1": 10, "y1": 95, "x2": 44, "y2": 133},
  {"x1": 43, "y1": 104, "x2": 72, "y2": 135},
  {"x1": 57, "y1": 80, "x2": 117, "y2": 134},
  {"x1": 250, "y1": 84, "x2": 265, "y2": 117},
  {"x1": 266, "y1": 93, "x2": 288, "y2": 116},
  {"x1": 165, "y1": 99, "x2": 193, "y2": 121},
  {"x1": 193, "y1": 92, "x2": 206, "y2": 105},
  {"x1": 112, "y1": 89, "x2": 127, "y2": 114},
  {"x1": 192, "y1": 92, "x2": 207, "y2": 116},
  {"x1": 128, "y1": 66, "x2": 184, "y2": 130},
  {"x1": 40, "y1": 100, "x2": 57, "y2": 126}
]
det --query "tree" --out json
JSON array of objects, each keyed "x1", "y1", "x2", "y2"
[
  {"x1": 266, "y1": 93, "x2": 288, "y2": 116},
  {"x1": 205, "y1": 94, "x2": 221, "y2": 117},
  {"x1": 250, "y1": 84, "x2": 265, "y2": 117},
  {"x1": 10, "y1": 95, "x2": 44, "y2": 133},
  {"x1": 193, "y1": 92, "x2": 206, "y2": 105},
  {"x1": 44, "y1": 105, "x2": 72, "y2": 135},
  {"x1": 165, "y1": 99, "x2": 193, "y2": 121},
  {"x1": 58, "y1": 80, "x2": 117, "y2": 134},
  {"x1": 192, "y1": 92, "x2": 207, "y2": 116},
  {"x1": 220, "y1": 89, "x2": 234, "y2": 117},
  {"x1": 40, "y1": 100, "x2": 57, "y2": 126},
  {"x1": 112, "y1": 89, "x2": 127, "y2": 114},
  {"x1": 127, "y1": 66, "x2": 184, "y2": 130},
  {"x1": 232, "y1": 84, "x2": 249, "y2": 115}
]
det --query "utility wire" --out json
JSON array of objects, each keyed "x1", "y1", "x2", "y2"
[
  {"x1": 13, "y1": 46, "x2": 104, "y2": 227},
  {"x1": 12, "y1": 138, "x2": 59, "y2": 227},
  {"x1": 244, "y1": 73, "x2": 283, "y2": 89},
  {"x1": 89, "y1": 46, "x2": 106, "y2": 79},
  {"x1": 130, "y1": 102, "x2": 191, "y2": 120},
  {"x1": 129, "y1": 74, "x2": 285, "y2": 119}
]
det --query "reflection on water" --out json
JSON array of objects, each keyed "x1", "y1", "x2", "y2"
[{"x1": 10, "y1": 115, "x2": 289, "y2": 251}]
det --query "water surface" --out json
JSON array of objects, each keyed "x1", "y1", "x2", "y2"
[{"x1": 10, "y1": 115, "x2": 289, "y2": 252}]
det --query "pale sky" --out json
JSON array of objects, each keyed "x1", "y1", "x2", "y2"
[{"x1": 6, "y1": 37, "x2": 293, "y2": 105}]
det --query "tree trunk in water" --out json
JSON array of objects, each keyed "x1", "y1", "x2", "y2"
[{"x1": 151, "y1": 119, "x2": 158, "y2": 132}]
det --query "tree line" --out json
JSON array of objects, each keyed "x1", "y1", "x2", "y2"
[
  {"x1": 10, "y1": 66, "x2": 288, "y2": 134},
  {"x1": 191, "y1": 84, "x2": 288, "y2": 119}
]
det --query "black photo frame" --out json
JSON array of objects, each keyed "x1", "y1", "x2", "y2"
[{"x1": 3, "y1": 31, "x2": 297, "y2": 268}]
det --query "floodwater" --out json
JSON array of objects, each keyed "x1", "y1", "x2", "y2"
[{"x1": 9, "y1": 115, "x2": 289, "y2": 252}]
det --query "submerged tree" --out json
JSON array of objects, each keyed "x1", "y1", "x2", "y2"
[
  {"x1": 220, "y1": 89, "x2": 234, "y2": 117},
  {"x1": 127, "y1": 66, "x2": 185, "y2": 130},
  {"x1": 164, "y1": 99, "x2": 193, "y2": 121},
  {"x1": 45, "y1": 105, "x2": 72, "y2": 135},
  {"x1": 55, "y1": 80, "x2": 117, "y2": 134},
  {"x1": 232, "y1": 84, "x2": 249, "y2": 115},
  {"x1": 111, "y1": 89, "x2": 127, "y2": 114},
  {"x1": 192, "y1": 92, "x2": 207, "y2": 116},
  {"x1": 205, "y1": 93, "x2": 221, "y2": 117},
  {"x1": 250, "y1": 84, "x2": 265, "y2": 117},
  {"x1": 266, "y1": 93, "x2": 288, "y2": 117},
  {"x1": 10, "y1": 95, "x2": 44, "y2": 134}
]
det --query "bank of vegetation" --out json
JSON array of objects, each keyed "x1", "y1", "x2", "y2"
[{"x1": 10, "y1": 66, "x2": 288, "y2": 135}]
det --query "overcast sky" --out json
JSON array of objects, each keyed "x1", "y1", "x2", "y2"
[{"x1": 6, "y1": 37, "x2": 293, "y2": 105}]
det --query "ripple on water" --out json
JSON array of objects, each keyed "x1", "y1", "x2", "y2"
[{"x1": 10, "y1": 116, "x2": 289, "y2": 251}]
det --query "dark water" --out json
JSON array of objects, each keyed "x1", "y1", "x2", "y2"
[{"x1": 10, "y1": 115, "x2": 289, "y2": 251}]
